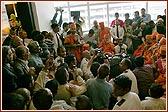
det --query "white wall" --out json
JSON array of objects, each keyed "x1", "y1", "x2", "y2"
[{"x1": 34, "y1": 2, "x2": 55, "y2": 31}]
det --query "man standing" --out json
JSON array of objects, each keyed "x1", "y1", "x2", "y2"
[
  {"x1": 112, "y1": 75, "x2": 142, "y2": 110},
  {"x1": 86, "y1": 64, "x2": 113, "y2": 110},
  {"x1": 64, "y1": 23, "x2": 83, "y2": 63},
  {"x1": 141, "y1": 8, "x2": 151, "y2": 23},
  {"x1": 51, "y1": 23, "x2": 63, "y2": 56}
]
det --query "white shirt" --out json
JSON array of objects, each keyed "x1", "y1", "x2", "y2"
[
  {"x1": 92, "y1": 26, "x2": 100, "y2": 41},
  {"x1": 114, "y1": 44, "x2": 127, "y2": 54},
  {"x1": 120, "y1": 69, "x2": 139, "y2": 94},
  {"x1": 141, "y1": 97, "x2": 166, "y2": 110},
  {"x1": 33, "y1": 70, "x2": 51, "y2": 92},
  {"x1": 80, "y1": 58, "x2": 93, "y2": 78},
  {"x1": 110, "y1": 25, "x2": 124, "y2": 40},
  {"x1": 51, "y1": 31, "x2": 62, "y2": 55},
  {"x1": 80, "y1": 58, "x2": 90, "y2": 73},
  {"x1": 113, "y1": 92, "x2": 142, "y2": 110}
]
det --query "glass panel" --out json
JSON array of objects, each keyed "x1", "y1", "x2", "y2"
[
  {"x1": 109, "y1": 2, "x2": 146, "y2": 26},
  {"x1": 89, "y1": 4, "x2": 107, "y2": 27},
  {"x1": 69, "y1": 1, "x2": 87, "y2": 6},
  {"x1": 148, "y1": 1, "x2": 166, "y2": 22},
  {"x1": 53, "y1": 1, "x2": 68, "y2": 7}
]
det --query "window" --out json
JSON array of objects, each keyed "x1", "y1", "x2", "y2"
[
  {"x1": 148, "y1": 1, "x2": 166, "y2": 22},
  {"x1": 53, "y1": 1, "x2": 166, "y2": 31},
  {"x1": 90, "y1": 4, "x2": 107, "y2": 26},
  {"x1": 70, "y1": 6, "x2": 88, "y2": 31}
]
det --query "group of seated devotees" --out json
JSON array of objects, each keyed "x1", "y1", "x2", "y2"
[{"x1": 2, "y1": 8, "x2": 166, "y2": 110}]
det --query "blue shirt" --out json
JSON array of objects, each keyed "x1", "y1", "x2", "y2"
[{"x1": 86, "y1": 78, "x2": 113, "y2": 109}]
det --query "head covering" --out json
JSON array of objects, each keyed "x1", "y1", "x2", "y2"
[
  {"x1": 160, "y1": 45, "x2": 166, "y2": 55},
  {"x1": 145, "y1": 35, "x2": 153, "y2": 39},
  {"x1": 82, "y1": 44, "x2": 90, "y2": 51},
  {"x1": 152, "y1": 32, "x2": 159, "y2": 38},
  {"x1": 157, "y1": 18, "x2": 164, "y2": 23},
  {"x1": 159, "y1": 37, "x2": 166, "y2": 45},
  {"x1": 70, "y1": 23, "x2": 76, "y2": 29},
  {"x1": 99, "y1": 22, "x2": 104, "y2": 27},
  {"x1": 157, "y1": 34, "x2": 165, "y2": 40},
  {"x1": 104, "y1": 34, "x2": 110, "y2": 39}
]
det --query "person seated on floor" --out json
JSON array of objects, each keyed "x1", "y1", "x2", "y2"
[{"x1": 141, "y1": 83, "x2": 166, "y2": 110}]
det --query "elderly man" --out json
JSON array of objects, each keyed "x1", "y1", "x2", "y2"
[
  {"x1": 2, "y1": 46, "x2": 18, "y2": 93},
  {"x1": 28, "y1": 41, "x2": 44, "y2": 75},
  {"x1": 99, "y1": 22, "x2": 111, "y2": 44},
  {"x1": 92, "y1": 20, "x2": 100, "y2": 42},
  {"x1": 64, "y1": 23, "x2": 83, "y2": 63},
  {"x1": 13, "y1": 45, "x2": 35, "y2": 92}
]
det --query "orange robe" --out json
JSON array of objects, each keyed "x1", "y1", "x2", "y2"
[
  {"x1": 133, "y1": 44, "x2": 145, "y2": 56},
  {"x1": 99, "y1": 40, "x2": 115, "y2": 55},
  {"x1": 143, "y1": 43, "x2": 155, "y2": 65},
  {"x1": 99, "y1": 27, "x2": 110, "y2": 44},
  {"x1": 64, "y1": 34, "x2": 82, "y2": 63},
  {"x1": 155, "y1": 58, "x2": 166, "y2": 98}
]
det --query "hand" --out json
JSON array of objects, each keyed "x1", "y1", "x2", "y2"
[{"x1": 29, "y1": 67, "x2": 36, "y2": 74}]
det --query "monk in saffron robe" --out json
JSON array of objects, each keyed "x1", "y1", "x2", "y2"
[
  {"x1": 99, "y1": 22, "x2": 111, "y2": 44},
  {"x1": 98, "y1": 34, "x2": 115, "y2": 55},
  {"x1": 64, "y1": 23, "x2": 83, "y2": 63}
]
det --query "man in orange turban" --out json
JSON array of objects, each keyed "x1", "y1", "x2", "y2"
[
  {"x1": 156, "y1": 34, "x2": 165, "y2": 43},
  {"x1": 159, "y1": 37, "x2": 166, "y2": 46},
  {"x1": 64, "y1": 23, "x2": 83, "y2": 63},
  {"x1": 143, "y1": 35, "x2": 157, "y2": 65},
  {"x1": 154, "y1": 45, "x2": 166, "y2": 98},
  {"x1": 99, "y1": 22, "x2": 111, "y2": 44}
]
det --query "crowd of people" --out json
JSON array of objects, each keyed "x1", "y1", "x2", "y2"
[{"x1": 2, "y1": 7, "x2": 166, "y2": 110}]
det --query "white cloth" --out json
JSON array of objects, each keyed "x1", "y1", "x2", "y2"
[
  {"x1": 110, "y1": 25, "x2": 124, "y2": 40},
  {"x1": 51, "y1": 31, "x2": 62, "y2": 55},
  {"x1": 33, "y1": 70, "x2": 51, "y2": 92},
  {"x1": 120, "y1": 69, "x2": 139, "y2": 94},
  {"x1": 141, "y1": 97, "x2": 166, "y2": 110},
  {"x1": 114, "y1": 44, "x2": 127, "y2": 54},
  {"x1": 113, "y1": 92, "x2": 142, "y2": 110},
  {"x1": 80, "y1": 58, "x2": 90, "y2": 73},
  {"x1": 50, "y1": 100, "x2": 76, "y2": 110},
  {"x1": 92, "y1": 26, "x2": 100, "y2": 42}
]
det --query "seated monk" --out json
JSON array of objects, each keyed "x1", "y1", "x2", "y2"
[
  {"x1": 154, "y1": 45, "x2": 166, "y2": 98},
  {"x1": 98, "y1": 34, "x2": 115, "y2": 55}
]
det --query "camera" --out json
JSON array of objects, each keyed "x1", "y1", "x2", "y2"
[
  {"x1": 73, "y1": 65, "x2": 77, "y2": 68},
  {"x1": 104, "y1": 54, "x2": 109, "y2": 59},
  {"x1": 95, "y1": 48, "x2": 101, "y2": 54}
]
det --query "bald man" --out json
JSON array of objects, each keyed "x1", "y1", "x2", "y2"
[{"x1": 80, "y1": 50, "x2": 94, "y2": 80}]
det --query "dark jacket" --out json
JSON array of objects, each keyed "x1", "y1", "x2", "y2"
[{"x1": 2, "y1": 64, "x2": 18, "y2": 93}]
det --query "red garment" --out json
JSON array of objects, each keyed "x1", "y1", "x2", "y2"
[
  {"x1": 99, "y1": 27, "x2": 110, "y2": 44},
  {"x1": 64, "y1": 34, "x2": 82, "y2": 63},
  {"x1": 99, "y1": 40, "x2": 115, "y2": 55},
  {"x1": 110, "y1": 19, "x2": 124, "y2": 27},
  {"x1": 133, "y1": 44, "x2": 145, "y2": 56}
]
